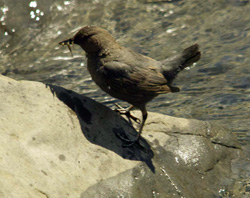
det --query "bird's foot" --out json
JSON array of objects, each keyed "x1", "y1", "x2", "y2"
[{"x1": 114, "y1": 103, "x2": 140, "y2": 124}]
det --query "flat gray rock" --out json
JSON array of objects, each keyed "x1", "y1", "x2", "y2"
[{"x1": 0, "y1": 75, "x2": 241, "y2": 198}]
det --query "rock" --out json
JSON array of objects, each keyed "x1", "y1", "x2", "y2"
[{"x1": 0, "y1": 74, "x2": 241, "y2": 198}]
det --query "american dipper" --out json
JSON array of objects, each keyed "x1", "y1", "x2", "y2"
[{"x1": 59, "y1": 26, "x2": 201, "y2": 144}]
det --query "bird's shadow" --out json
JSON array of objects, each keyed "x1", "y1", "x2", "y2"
[{"x1": 46, "y1": 84, "x2": 155, "y2": 173}]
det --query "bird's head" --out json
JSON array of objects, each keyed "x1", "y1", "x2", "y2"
[{"x1": 59, "y1": 26, "x2": 118, "y2": 55}]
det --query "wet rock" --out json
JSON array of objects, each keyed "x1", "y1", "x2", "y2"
[{"x1": 0, "y1": 75, "x2": 241, "y2": 198}]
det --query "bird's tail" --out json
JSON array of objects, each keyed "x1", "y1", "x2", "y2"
[{"x1": 161, "y1": 44, "x2": 201, "y2": 83}]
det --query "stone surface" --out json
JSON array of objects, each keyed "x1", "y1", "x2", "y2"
[{"x1": 0, "y1": 75, "x2": 241, "y2": 198}]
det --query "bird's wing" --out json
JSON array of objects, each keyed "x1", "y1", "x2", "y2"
[{"x1": 101, "y1": 61, "x2": 171, "y2": 95}]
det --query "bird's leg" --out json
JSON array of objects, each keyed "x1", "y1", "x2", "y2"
[
  {"x1": 136, "y1": 108, "x2": 148, "y2": 140},
  {"x1": 114, "y1": 104, "x2": 140, "y2": 124},
  {"x1": 116, "y1": 107, "x2": 148, "y2": 147}
]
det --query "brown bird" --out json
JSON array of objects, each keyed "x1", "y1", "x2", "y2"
[{"x1": 59, "y1": 26, "x2": 201, "y2": 144}]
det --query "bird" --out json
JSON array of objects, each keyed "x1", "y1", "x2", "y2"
[{"x1": 59, "y1": 25, "x2": 201, "y2": 145}]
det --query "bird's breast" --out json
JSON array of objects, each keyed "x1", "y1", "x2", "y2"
[{"x1": 87, "y1": 58, "x2": 111, "y2": 92}]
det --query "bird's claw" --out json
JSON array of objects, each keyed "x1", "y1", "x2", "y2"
[{"x1": 114, "y1": 103, "x2": 141, "y2": 124}]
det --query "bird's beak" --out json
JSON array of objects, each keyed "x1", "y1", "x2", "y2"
[{"x1": 59, "y1": 38, "x2": 74, "y2": 57}]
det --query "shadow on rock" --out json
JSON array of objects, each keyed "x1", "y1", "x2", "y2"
[{"x1": 46, "y1": 84, "x2": 155, "y2": 172}]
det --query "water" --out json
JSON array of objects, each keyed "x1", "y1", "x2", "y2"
[{"x1": 0, "y1": 0, "x2": 249, "y2": 187}]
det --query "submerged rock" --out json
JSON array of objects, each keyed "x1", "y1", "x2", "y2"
[{"x1": 0, "y1": 75, "x2": 240, "y2": 198}]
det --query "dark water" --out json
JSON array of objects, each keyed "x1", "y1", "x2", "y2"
[{"x1": 0, "y1": 0, "x2": 250, "y2": 194}]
